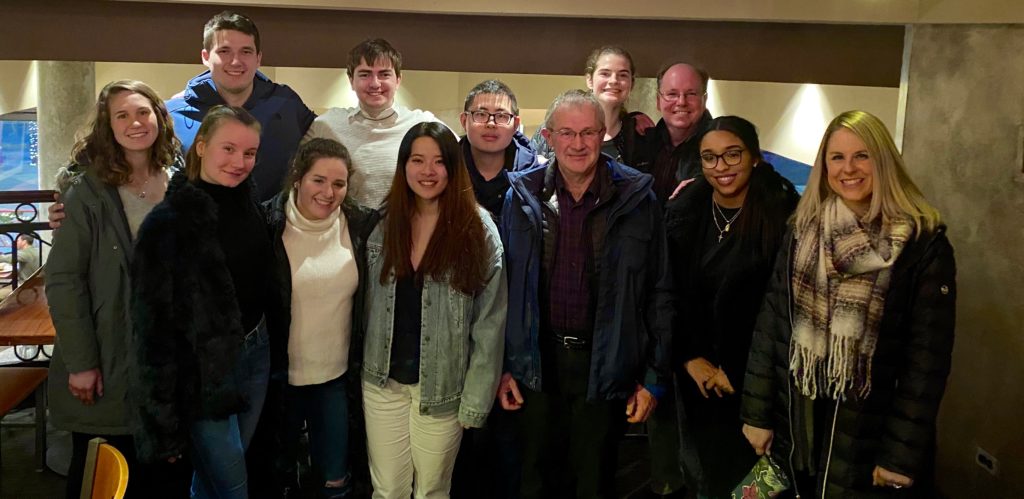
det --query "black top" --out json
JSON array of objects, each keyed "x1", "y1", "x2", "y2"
[
  {"x1": 466, "y1": 146, "x2": 514, "y2": 217},
  {"x1": 389, "y1": 272, "x2": 423, "y2": 384},
  {"x1": 195, "y1": 179, "x2": 272, "y2": 332}
]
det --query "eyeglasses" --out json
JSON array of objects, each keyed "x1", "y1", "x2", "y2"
[
  {"x1": 550, "y1": 128, "x2": 604, "y2": 141},
  {"x1": 466, "y1": 110, "x2": 515, "y2": 126},
  {"x1": 701, "y1": 149, "x2": 746, "y2": 168},
  {"x1": 658, "y1": 90, "x2": 705, "y2": 103}
]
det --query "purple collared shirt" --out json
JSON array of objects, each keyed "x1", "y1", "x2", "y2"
[{"x1": 548, "y1": 171, "x2": 600, "y2": 333}]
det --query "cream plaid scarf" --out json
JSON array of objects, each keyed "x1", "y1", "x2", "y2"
[{"x1": 790, "y1": 198, "x2": 913, "y2": 400}]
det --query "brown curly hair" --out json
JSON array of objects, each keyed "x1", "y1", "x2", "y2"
[{"x1": 69, "y1": 80, "x2": 180, "y2": 186}]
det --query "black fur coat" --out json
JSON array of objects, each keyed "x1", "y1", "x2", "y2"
[{"x1": 130, "y1": 172, "x2": 264, "y2": 463}]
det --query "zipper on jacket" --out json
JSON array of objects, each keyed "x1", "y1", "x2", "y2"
[
  {"x1": 820, "y1": 398, "x2": 841, "y2": 499},
  {"x1": 784, "y1": 236, "x2": 802, "y2": 499}
]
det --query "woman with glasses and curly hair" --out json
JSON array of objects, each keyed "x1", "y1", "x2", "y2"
[{"x1": 741, "y1": 110, "x2": 956, "y2": 497}]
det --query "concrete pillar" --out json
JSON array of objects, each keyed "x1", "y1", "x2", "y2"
[
  {"x1": 901, "y1": 24, "x2": 1024, "y2": 498},
  {"x1": 37, "y1": 61, "x2": 94, "y2": 191}
]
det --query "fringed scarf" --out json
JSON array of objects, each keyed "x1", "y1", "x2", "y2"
[{"x1": 789, "y1": 197, "x2": 913, "y2": 400}]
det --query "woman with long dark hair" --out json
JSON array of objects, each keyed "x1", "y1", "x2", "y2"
[
  {"x1": 131, "y1": 105, "x2": 274, "y2": 499},
  {"x1": 361, "y1": 121, "x2": 506, "y2": 498},
  {"x1": 45, "y1": 79, "x2": 187, "y2": 499},
  {"x1": 665, "y1": 116, "x2": 799, "y2": 497},
  {"x1": 741, "y1": 110, "x2": 956, "y2": 497}
]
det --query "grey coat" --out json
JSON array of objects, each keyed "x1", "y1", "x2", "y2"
[{"x1": 46, "y1": 170, "x2": 137, "y2": 434}]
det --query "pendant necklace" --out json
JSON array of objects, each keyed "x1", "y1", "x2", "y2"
[
  {"x1": 135, "y1": 173, "x2": 152, "y2": 199},
  {"x1": 711, "y1": 198, "x2": 743, "y2": 243}
]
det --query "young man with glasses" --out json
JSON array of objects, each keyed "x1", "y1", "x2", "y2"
[
  {"x1": 304, "y1": 38, "x2": 448, "y2": 208},
  {"x1": 630, "y1": 62, "x2": 714, "y2": 205},
  {"x1": 499, "y1": 89, "x2": 673, "y2": 499},
  {"x1": 457, "y1": 80, "x2": 544, "y2": 218}
]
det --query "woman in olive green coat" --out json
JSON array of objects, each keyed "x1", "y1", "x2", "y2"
[{"x1": 45, "y1": 80, "x2": 186, "y2": 499}]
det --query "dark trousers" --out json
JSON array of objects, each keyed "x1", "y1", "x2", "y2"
[
  {"x1": 67, "y1": 432, "x2": 191, "y2": 499},
  {"x1": 284, "y1": 375, "x2": 350, "y2": 489},
  {"x1": 646, "y1": 375, "x2": 687, "y2": 495},
  {"x1": 518, "y1": 346, "x2": 626, "y2": 499},
  {"x1": 450, "y1": 406, "x2": 521, "y2": 499}
]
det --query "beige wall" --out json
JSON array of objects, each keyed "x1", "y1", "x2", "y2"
[
  {"x1": 0, "y1": 61, "x2": 38, "y2": 115},
  {"x1": 3, "y1": 61, "x2": 898, "y2": 168}
]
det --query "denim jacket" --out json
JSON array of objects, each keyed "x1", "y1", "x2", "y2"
[{"x1": 362, "y1": 207, "x2": 507, "y2": 428}]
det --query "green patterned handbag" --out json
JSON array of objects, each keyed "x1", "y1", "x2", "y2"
[{"x1": 730, "y1": 454, "x2": 791, "y2": 499}]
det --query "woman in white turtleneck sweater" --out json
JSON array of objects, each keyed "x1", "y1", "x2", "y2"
[{"x1": 263, "y1": 138, "x2": 380, "y2": 499}]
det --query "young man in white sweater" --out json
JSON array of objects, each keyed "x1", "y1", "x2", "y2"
[{"x1": 304, "y1": 38, "x2": 448, "y2": 208}]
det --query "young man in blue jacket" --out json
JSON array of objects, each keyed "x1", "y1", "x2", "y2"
[
  {"x1": 499, "y1": 89, "x2": 674, "y2": 499},
  {"x1": 458, "y1": 79, "x2": 544, "y2": 218},
  {"x1": 165, "y1": 10, "x2": 315, "y2": 201}
]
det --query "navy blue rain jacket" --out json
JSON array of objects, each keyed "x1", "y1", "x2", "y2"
[
  {"x1": 500, "y1": 156, "x2": 674, "y2": 401},
  {"x1": 165, "y1": 70, "x2": 316, "y2": 201}
]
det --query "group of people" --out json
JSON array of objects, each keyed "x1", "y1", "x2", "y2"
[{"x1": 42, "y1": 9, "x2": 956, "y2": 499}]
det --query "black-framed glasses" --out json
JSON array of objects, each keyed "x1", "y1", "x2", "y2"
[
  {"x1": 550, "y1": 128, "x2": 604, "y2": 141},
  {"x1": 701, "y1": 149, "x2": 746, "y2": 168},
  {"x1": 466, "y1": 110, "x2": 515, "y2": 126}
]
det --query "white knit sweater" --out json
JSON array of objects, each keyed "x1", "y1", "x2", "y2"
[
  {"x1": 304, "y1": 105, "x2": 444, "y2": 208},
  {"x1": 282, "y1": 193, "x2": 358, "y2": 386}
]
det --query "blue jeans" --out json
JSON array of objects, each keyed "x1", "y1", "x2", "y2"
[
  {"x1": 285, "y1": 374, "x2": 350, "y2": 488},
  {"x1": 189, "y1": 320, "x2": 270, "y2": 499}
]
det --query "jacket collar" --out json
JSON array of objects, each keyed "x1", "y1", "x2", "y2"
[{"x1": 184, "y1": 70, "x2": 275, "y2": 109}]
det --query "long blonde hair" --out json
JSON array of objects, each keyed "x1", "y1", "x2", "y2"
[{"x1": 793, "y1": 110, "x2": 940, "y2": 236}]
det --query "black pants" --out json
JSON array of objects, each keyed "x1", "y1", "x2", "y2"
[
  {"x1": 450, "y1": 407, "x2": 521, "y2": 499},
  {"x1": 67, "y1": 432, "x2": 191, "y2": 499},
  {"x1": 518, "y1": 345, "x2": 626, "y2": 499}
]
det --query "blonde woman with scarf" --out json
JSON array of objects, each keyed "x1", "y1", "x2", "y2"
[{"x1": 739, "y1": 110, "x2": 956, "y2": 498}]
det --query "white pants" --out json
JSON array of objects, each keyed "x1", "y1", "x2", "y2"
[{"x1": 362, "y1": 379, "x2": 463, "y2": 499}]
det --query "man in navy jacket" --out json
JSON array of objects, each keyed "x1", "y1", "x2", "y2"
[
  {"x1": 165, "y1": 10, "x2": 315, "y2": 201},
  {"x1": 498, "y1": 89, "x2": 673, "y2": 498}
]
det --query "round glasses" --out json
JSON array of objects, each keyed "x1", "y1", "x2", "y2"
[{"x1": 700, "y1": 149, "x2": 746, "y2": 168}]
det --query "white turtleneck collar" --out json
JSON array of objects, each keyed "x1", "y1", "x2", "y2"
[{"x1": 285, "y1": 189, "x2": 344, "y2": 234}]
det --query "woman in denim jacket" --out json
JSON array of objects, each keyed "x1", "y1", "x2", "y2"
[{"x1": 361, "y1": 121, "x2": 507, "y2": 499}]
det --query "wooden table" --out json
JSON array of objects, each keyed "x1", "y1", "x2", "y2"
[{"x1": 0, "y1": 271, "x2": 54, "y2": 347}]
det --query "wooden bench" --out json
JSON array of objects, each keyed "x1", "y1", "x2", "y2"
[{"x1": 0, "y1": 366, "x2": 49, "y2": 471}]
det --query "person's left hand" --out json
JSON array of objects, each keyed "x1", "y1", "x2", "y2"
[
  {"x1": 704, "y1": 367, "x2": 735, "y2": 398},
  {"x1": 634, "y1": 113, "x2": 655, "y2": 136},
  {"x1": 625, "y1": 384, "x2": 657, "y2": 423},
  {"x1": 872, "y1": 466, "x2": 914, "y2": 489}
]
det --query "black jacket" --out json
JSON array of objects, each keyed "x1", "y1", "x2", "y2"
[
  {"x1": 741, "y1": 225, "x2": 957, "y2": 498},
  {"x1": 630, "y1": 111, "x2": 713, "y2": 205},
  {"x1": 130, "y1": 173, "x2": 271, "y2": 463},
  {"x1": 665, "y1": 169, "x2": 798, "y2": 494}
]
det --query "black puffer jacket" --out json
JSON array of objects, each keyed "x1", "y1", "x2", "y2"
[{"x1": 741, "y1": 226, "x2": 956, "y2": 498}]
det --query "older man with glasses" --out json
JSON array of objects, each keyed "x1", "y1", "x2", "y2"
[
  {"x1": 629, "y1": 62, "x2": 714, "y2": 205},
  {"x1": 498, "y1": 89, "x2": 673, "y2": 499}
]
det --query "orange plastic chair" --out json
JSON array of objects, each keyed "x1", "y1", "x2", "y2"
[{"x1": 79, "y1": 437, "x2": 129, "y2": 499}]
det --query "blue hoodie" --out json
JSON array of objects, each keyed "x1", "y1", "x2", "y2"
[{"x1": 165, "y1": 70, "x2": 316, "y2": 201}]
